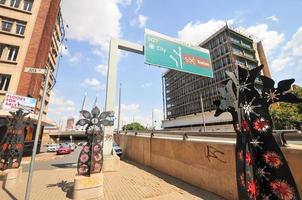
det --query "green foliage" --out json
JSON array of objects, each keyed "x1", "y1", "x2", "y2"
[
  {"x1": 270, "y1": 86, "x2": 302, "y2": 130},
  {"x1": 122, "y1": 122, "x2": 146, "y2": 131}
]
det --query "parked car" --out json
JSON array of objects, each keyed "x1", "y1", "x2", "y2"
[
  {"x1": 46, "y1": 144, "x2": 60, "y2": 152},
  {"x1": 77, "y1": 142, "x2": 87, "y2": 146},
  {"x1": 113, "y1": 143, "x2": 123, "y2": 157},
  {"x1": 56, "y1": 144, "x2": 72, "y2": 155},
  {"x1": 69, "y1": 143, "x2": 77, "y2": 151}
]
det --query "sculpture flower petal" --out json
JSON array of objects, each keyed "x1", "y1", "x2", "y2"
[
  {"x1": 80, "y1": 110, "x2": 92, "y2": 119},
  {"x1": 76, "y1": 119, "x2": 89, "y2": 126}
]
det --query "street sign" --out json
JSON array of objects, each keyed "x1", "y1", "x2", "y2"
[
  {"x1": 144, "y1": 29, "x2": 213, "y2": 77},
  {"x1": 24, "y1": 67, "x2": 47, "y2": 74},
  {"x1": 3, "y1": 93, "x2": 36, "y2": 111}
]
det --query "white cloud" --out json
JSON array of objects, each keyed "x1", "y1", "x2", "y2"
[
  {"x1": 138, "y1": 15, "x2": 147, "y2": 28},
  {"x1": 62, "y1": 0, "x2": 122, "y2": 52},
  {"x1": 129, "y1": 19, "x2": 136, "y2": 27},
  {"x1": 81, "y1": 78, "x2": 105, "y2": 90},
  {"x1": 141, "y1": 82, "x2": 152, "y2": 88},
  {"x1": 95, "y1": 64, "x2": 108, "y2": 76},
  {"x1": 117, "y1": 0, "x2": 132, "y2": 5},
  {"x1": 270, "y1": 26, "x2": 302, "y2": 73},
  {"x1": 266, "y1": 15, "x2": 279, "y2": 22},
  {"x1": 178, "y1": 19, "x2": 234, "y2": 45},
  {"x1": 92, "y1": 48, "x2": 103, "y2": 56},
  {"x1": 48, "y1": 91, "x2": 77, "y2": 123},
  {"x1": 243, "y1": 24, "x2": 284, "y2": 56},
  {"x1": 178, "y1": 20, "x2": 283, "y2": 57},
  {"x1": 61, "y1": 44, "x2": 70, "y2": 56},
  {"x1": 285, "y1": 27, "x2": 302, "y2": 57},
  {"x1": 117, "y1": 103, "x2": 163, "y2": 129},
  {"x1": 134, "y1": 0, "x2": 143, "y2": 14},
  {"x1": 271, "y1": 57, "x2": 292, "y2": 72},
  {"x1": 121, "y1": 103, "x2": 140, "y2": 113},
  {"x1": 68, "y1": 52, "x2": 82, "y2": 64}
]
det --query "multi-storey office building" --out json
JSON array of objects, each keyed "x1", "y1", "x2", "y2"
[
  {"x1": 0, "y1": 0, "x2": 64, "y2": 153},
  {"x1": 162, "y1": 25, "x2": 271, "y2": 131},
  {"x1": 0, "y1": 0, "x2": 64, "y2": 115}
]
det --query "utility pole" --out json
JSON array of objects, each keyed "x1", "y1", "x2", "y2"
[
  {"x1": 93, "y1": 95, "x2": 98, "y2": 108},
  {"x1": 24, "y1": 67, "x2": 51, "y2": 200},
  {"x1": 152, "y1": 109, "x2": 154, "y2": 130},
  {"x1": 200, "y1": 93, "x2": 206, "y2": 132},
  {"x1": 117, "y1": 83, "x2": 122, "y2": 133}
]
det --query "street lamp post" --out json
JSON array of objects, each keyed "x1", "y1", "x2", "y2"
[{"x1": 24, "y1": 67, "x2": 51, "y2": 200}]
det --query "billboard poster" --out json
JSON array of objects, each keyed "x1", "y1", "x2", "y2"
[{"x1": 2, "y1": 93, "x2": 37, "y2": 112}]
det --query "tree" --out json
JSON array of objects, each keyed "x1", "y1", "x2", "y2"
[
  {"x1": 122, "y1": 122, "x2": 146, "y2": 131},
  {"x1": 269, "y1": 86, "x2": 302, "y2": 130}
]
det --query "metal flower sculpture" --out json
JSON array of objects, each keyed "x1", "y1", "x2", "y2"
[
  {"x1": 76, "y1": 106, "x2": 114, "y2": 176},
  {"x1": 0, "y1": 109, "x2": 33, "y2": 170},
  {"x1": 214, "y1": 65, "x2": 302, "y2": 200}
]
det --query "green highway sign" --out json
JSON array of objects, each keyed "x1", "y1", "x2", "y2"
[{"x1": 144, "y1": 29, "x2": 213, "y2": 78}]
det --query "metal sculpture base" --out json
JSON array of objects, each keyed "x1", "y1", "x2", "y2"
[
  {"x1": 103, "y1": 155, "x2": 120, "y2": 172},
  {"x1": 0, "y1": 167, "x2": 22, "y2": 189},
  {"x1": 73, "y1": 172, "x2": 104, "y2": 200}
]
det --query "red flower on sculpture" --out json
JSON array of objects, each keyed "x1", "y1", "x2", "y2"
[
  {"x1": 80, "y1": 153, "x2": 89, "y2": 163},
  {"x1": 253, "y1": 118, "x2": 270, "y2": 132},
  {"x1": 93, "y1": 163, "x2": 101, "y2": 172},
  {"x1": 240, "y1": 173, "x2": 245, "y2": 187},
  {"x1": 247, "y1": 180, "x2": 258, "y2": 200},
  {"x1": 2, "y1": 143, "x2": 9, "y2": 151},
  {"x1": 93, "y1": 144, "x2": 100, "y2": 152},
  {"x1": 12, "y1": 161, "x2": 19, "y2": 168},
  {"x1": 263, "y1": 152, "x2": 282, "y2": 168},
  {"x1": 78, "y1": 164, "x2": 89, "y2": 174},
  {"x1": 270, "y1": 180, "x2": 295, "y2": 200},
  {"x1": 246, "y1": 152, "x2": 253, "y2": 165},
  {"x1": 241, "y1": 120, "x2": 249, "y2": 132},
  {"x1": 83, "y1": 145, "x2": 90, "y2": 153},
  {"x1": 15, "y1": 143, "x2": 23, "y2": 150},
  {"x1": 238, "y1": 150, "x2": 243, "y2": 161},
  {"x1": 94, "y1": 153, "x2": 102, "y2": 161}
]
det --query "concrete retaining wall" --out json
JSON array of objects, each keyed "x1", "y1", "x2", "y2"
[{"x1": 115, "y1": 134, "x2": 302, "y2": 200}]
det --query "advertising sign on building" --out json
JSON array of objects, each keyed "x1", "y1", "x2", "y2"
[
  {"x1": 144, "y1": 29, "x2": 213, "y2": 78},
  {"x1": 2, "y1": 93, "x2": 37, "y2": 112}
]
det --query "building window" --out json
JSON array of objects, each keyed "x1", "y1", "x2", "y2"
[
  {"x1": 16, "y1": 22, "x2": 26, "y2": 35},
  {"x1": 1, "y1": 19, "x2": 13, "y2": 32},
  {"x1": 7, "y1": 46, "x2": 19, "y2": 61},
  {"x1": 10, "y1": 0, "x2": 20, "y2": 8},
  {"x1": 0, "y1": 44, "x2": 4, "y2": 59},
  {"x1": 0, "y1": 74, "x2": 11, "y2": 92},
  {"x1": 0, "y1": 0, "x2": 6, "y2": 5},
  {"x1": 23, "y1": 0, "x2": 33, "y2": 11}
]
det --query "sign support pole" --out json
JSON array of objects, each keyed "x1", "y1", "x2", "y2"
[
  {"x1": 25, "y1": 68, "x2": 50, "y2": 200},
  {"x1": 200, "y1": 93, "x2": 206, "y2": 132},
  {"x1": 104, "y1": 38, "x2": 143, "y2": 155}
]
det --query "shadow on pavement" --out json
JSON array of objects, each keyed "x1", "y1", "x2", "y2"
[
  {"x1": 2, "y1": 187, "x2": 18, "y2": 200},
  {"x1": 123, "y1": 159, "x2": 226, "y2": 200},
  {"x1": 47, "y1": 180, "x2": 74, "y2": 199},
  {"x1": 51, "y1": 162, "x2": 77, "y2": 168}
]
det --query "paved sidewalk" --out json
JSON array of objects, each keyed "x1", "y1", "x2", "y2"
[
  {"x1": 21, "y1": 152, "x2": 65, "y2": 164},
  {"x1": 0, "y1": 160, "x2": 225, "y2": 200}
]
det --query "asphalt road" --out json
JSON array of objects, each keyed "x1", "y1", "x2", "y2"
[{"x1": 22, "y1": 147, "x2": 81, "y2": 172}]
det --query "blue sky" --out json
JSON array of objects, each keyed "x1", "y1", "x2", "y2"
[{"x1": 48, "y1": 0, "x2": 302, "y2": 129}]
